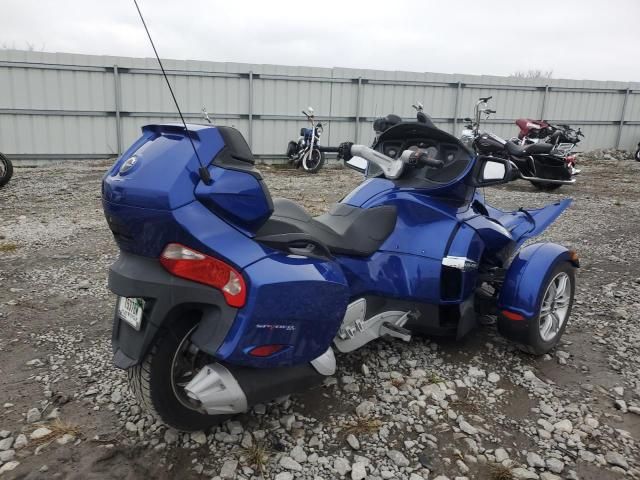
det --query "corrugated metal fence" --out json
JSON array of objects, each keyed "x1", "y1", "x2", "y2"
[{"x1": 1, "y1": 49, "x2": 639, "y2": 163}]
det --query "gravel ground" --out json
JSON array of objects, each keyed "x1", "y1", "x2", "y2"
[{"x1": 0, "y1": 152, "x2": 639, "y2": 480}]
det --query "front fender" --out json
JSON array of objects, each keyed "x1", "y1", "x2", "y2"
[{"x1": 498, "y1": 242, "x2": 576, "y2": 320}]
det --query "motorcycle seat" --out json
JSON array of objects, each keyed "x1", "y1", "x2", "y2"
[
  {"x1": 256, "y1": 198, "x2": 397, "y2": 257},
  {"x1": 506, "y1": 141, "x2": 554, "y2": 157}
]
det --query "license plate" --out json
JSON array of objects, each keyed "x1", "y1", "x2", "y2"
[{"x1": 118, "y1": 297, "x2": 144, "y2": 330}]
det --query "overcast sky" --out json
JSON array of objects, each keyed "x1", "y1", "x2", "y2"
[{"x1": 1, "y1": 0, "x2": 639, "y2": 82}]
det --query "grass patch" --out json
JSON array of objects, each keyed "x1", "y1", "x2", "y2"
[
  {"x1": 0, "y1": 243, "x2": 18, "y2": 253},
  {"x1": 30, "y1": 419, "x2": 81, "y2": 447},
  {"x1": 427, "y1": 371, "x2": 444, "y2": 384},
  {"x1": 241, "y1": 439, "x2": 272, "y2": 478},
  {"x1": 488, "y1": 463, "x2": 513, "y2": 480},
  {"x1": 339, "y1": 417, "x2": 383, "y2": 438}
]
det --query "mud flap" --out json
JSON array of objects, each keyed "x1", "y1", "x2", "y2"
[{"x1": 456, "y1": 296, "x2": 477, "y2": 340}]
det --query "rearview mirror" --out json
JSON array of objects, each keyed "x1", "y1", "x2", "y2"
[
  {"x1": 471, "y1": 156, "x2": 516, "y2": 187},
  {"x1": 482, "y1": 161, "x2": 506, "y2": 181},
  {"x1": 345, "y1": 156, "x2": 368, "y2": 174}
]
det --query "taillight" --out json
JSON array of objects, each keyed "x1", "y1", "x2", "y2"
[
  {"x1": 160, "y1": 243, "x2": 247, "y2": 308},
  {"x1": 248, "y1": 345, "x2": 287, "y2": 357},
  {"x1": 501, "y1": 309, "x2": 525, "y2": 321}
]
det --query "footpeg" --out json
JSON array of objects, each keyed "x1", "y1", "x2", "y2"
[{"x1": 380, "y1": 322, "x2": 411, "y2": 342}]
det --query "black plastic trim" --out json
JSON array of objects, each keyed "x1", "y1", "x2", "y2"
[{"x1": 108, "y1": 251, "x2": 237, "y2": 368}]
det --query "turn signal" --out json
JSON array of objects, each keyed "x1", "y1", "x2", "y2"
[
  {"x1": 501, "y1": 309, "x2": 525, "y2": 321},
  {"x1": 160, "y1": 243, "x2": 247, "y2": 307}
]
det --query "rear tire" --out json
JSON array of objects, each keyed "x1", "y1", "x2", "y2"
[
  {"x1": 515, "y1": 261, "x2": 575, "y2": 355},
  {"x1": 302, "y1": 149, "x2": 325, "y2": 173},
  {"x1": 635, "y1": 147, "x2": 640, "y2": 162},
  {"x1": 286, "y1": 141, "x2": 298, "y2": 160},
  {"x1": 531, "y1": 180, "x2": 562, "y2": 191},
  {"x1": 0, "y1": 153, "x2": 13, "y2": 188},
  {"x1": 128, "y1": 316, "x2": 227, "y2": 431}
]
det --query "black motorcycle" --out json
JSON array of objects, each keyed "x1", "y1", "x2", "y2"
[
  {"x1": 286, "y1": 107, "x2": 326, "y2": 173},
  {"x1": 0, "y1": 152, "x2": 13, "y2": 188},
  {"x1": 461, "y1": 97, "x2": 575, "y2": 191}
]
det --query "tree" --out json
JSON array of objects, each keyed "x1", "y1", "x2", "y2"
[{"x1": 511, "y1": 69, "x2": 553, "y2": 79}]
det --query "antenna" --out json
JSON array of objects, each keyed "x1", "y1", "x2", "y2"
[{"x1": 132, "y1": 0, "x2": 212, "y2": 184}]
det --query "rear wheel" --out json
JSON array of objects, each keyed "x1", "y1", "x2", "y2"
[
  {"x1": 531, "y1": 180, "x2": 562, "y2": 191},
  {"x1": 286, "y1": 141, "x2": 298, "y2": 160},
  {"x1": 302, "y1": 148, "x2": 325, "y2": 173},
  {"x1": 128, "y1": 316, "x2": 227, "y2": 431},
  {"x1": 0, "y1": 153, "x2": 13, "y2": 188},
  {"x1": 516, "y1": 262, "x2": 575, "y2": 355},
  {"x1": 635, "y1": 147, "x2": 640, "y2": 162}
]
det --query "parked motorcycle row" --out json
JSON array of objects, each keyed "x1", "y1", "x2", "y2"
[{"x1": 284, "y1": 97, "x2": 599, "y2": 186}]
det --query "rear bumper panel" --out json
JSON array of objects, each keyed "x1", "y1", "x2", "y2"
[{"x1": 108, "y1": 251, "x2": 237, "y2": 369}]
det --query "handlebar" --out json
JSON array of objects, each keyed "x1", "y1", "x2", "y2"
[
  {"x1": 402, "y1": 150, "x2": 444, "y2": 169},
  {"x1": 478, "y1": 96, "x2": 493, "y2": 102}
]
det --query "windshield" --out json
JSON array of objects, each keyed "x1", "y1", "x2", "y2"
[{"x1": 369, "y1": 122, "x2": 474, "y2": 184}]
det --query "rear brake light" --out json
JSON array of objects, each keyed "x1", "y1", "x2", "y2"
[
  {"x1": 160, "y1": 243, "x2": 246, "y2": 307},
  {"x1": 501, "y1": 309, "x2": 525, "y2": 321},
  {"x1": 248, "y1": 345, "x2": 287, "y2": 357}
]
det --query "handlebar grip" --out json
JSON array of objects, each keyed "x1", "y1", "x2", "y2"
[
  {"x1": 486, "y1": 109, "x2": 496, "y2": 114},
  {"x1": 479, "y1": 96, "x2": 493, "y2": 102},
  {"x1": 409, "y1": 152, "x2": 444, "y2": 169}
]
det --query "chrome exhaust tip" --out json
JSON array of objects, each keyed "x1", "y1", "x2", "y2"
[{"x1": 184, "y1": 363, "x2": 248, "y2": 415}]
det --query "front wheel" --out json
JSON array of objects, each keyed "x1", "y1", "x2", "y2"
[
  {"x1": 0, "y1": 153, "x2": 13, "y2": 188},
  {"x1": 302, "y1": 148, "x2": 325, "y2": 173},
  {"x1": 128, "y1": 317, "x2": 227, "y2": 431},
  {"x1": 635, "y1": 147, "x2": 640, "y2": 162},
  {"x1": 515, "y1": 262, "x2": 575, "y2": 355}
]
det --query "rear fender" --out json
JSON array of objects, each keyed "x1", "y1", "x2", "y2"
[
  {"x1": 487, "y1": 198, "x2": 572, "y2": 248},
  {"x1": 498, "y1": 242, "x2": 577, "y2": 320}
]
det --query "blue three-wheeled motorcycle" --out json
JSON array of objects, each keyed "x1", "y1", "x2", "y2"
[{"x1": 102, "y1": 119, "x2": 578, "y2": 430}]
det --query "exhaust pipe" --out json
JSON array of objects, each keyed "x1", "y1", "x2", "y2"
[{"x1": 185, "y1": 348, "x2": 334, "y2": 415}]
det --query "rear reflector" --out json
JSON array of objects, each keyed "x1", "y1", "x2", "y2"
[
  {"x1": 248, "y1": 345, "x2": 286, "y2": 357},
  {"x1": 501, "y1": 309, "x2": 525, "y2": 321},
  {"x1": 160, "y1": 243, "x2": 246, "y2": 308}
]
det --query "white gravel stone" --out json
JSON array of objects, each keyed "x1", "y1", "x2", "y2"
[
  {"x1": 545, "y1": 458, "x2": 564, "y2": 474},
  {"x1": 487, "y1": 372, "x2": 500, "y2": 383},
  {"x1": 387, "y1": 449, "x2": 410, "y2": 467},
  {"x1": 334, "y1": 457, "x2": 351, "y2": 475},
  {"x1": 351, "y1": 461, "x2": 367, "y2": 480},
  {"x1": 0, "y1": 431, "x2": 9, "y2": 439},
  {"x1": 280, "y1": 456, "x2": 302, "y2": 472},
  {"x1": 511, "y1": 467, "x2": 539, "y2": 479},
  {"x1": 26, "y1": 408, "x2": 41, "y2": 423},
  {"x1": 355, "y1": 400, "x2": 375, "y2": 417},
  {"x1": 219, "y1": 459, "x2": 238, "y2": 479},
  {"x1": 0, "y1": 461, "x2": 20, "y2": 474},
  {"x1": 164, "y1": 429, "x2": 178, "y2": 444},
  {"x1": 527, "y1": 452, "x2": 545, "y2": 468},
  {"x1": 552, "y1": 419, "x2": 573, "y2": 433},
  {"x1": 13, "y1": 434, "x2": 27, "y2": 449},
  {"x1": 275, "y1": 473, "x2": 293, "y2": 480},
  {"x1": 190, "y1": 431, "x2": 207, "y2": 445},
  {"x1": 0, "y1": 449, "x2": 16, "y2": 462},
  {"x1": 346, "y1": 434, "x2": 360, "y2": 450},
  {"x1": 494, "y1": 448, "x2": 509, "y2": 462},
  {"x1": 291, "y1": 445, "x2": 307, "y2": 463},
  {"x1": 458, "y1": 419, "x2": 478, "y2": 435},
  {"x1": 605, "y1": 451, "x2": 628, "y2": 470},
  {"x1": 0, "y1": 437, "x2": 13, "y2": 451},
  {"x1": 30, "y1": 427, "x2": 52, "y2": 440}
]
